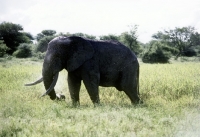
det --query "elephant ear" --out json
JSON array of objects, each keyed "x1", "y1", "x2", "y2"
[{"x1": 67, "y1": 37, "x2": 94, "y2": 72}]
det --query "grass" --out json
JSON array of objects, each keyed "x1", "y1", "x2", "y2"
[{"x1": 0, "y1": 58, "x2": 200, "y2": 137}]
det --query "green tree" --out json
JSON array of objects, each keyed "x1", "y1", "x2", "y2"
[
  {"x1": 99, "y1": 34, "x2": 120, "y2": 41},
  {"x1": 84, "y1": 34, "x2": 96, "y2": 40},
  {"x1": 13, "y1": 43, "x2": 33, "y2": 58},
  {"x1": 0, "y1": 40, "x2": 10, "y2": 57},
  {"x1": 0, "y1": 22, "x2": 32, "y2": 54},
  {"x1": 36, "y1": 30, "x2": 56, "y2": 41},
  {"x1": 41, "y1": 30, "x2": 56, "y2": 36},
  {"x1": 142, "y1": 41, "x2": 173, "y2": 63},
  {"x1": 36, "y1": 33, "x2": 45, "y2": 41},
  {"x1": 120, "y1": 25, "x2": 141, "y2": 55},
  {"x1": 152, "y1": 26, "x2": 200, "y2": 59},
  {"x1": 36, "y1": 36, "x2": 55, "y2": 52},
  {"x1": 71, "y1": 32, "x2": 96, "y2": 40},
  {"x1": 24, "y1": 32, "x2": 34, "y2": 41}
]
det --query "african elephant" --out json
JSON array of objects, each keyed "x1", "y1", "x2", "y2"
[{"x1": 25, "y1": 36, "x2": 141, "y2": 105}]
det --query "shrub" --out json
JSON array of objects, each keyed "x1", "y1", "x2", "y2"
[
  {"x1": 142, "y1": 41, "x2": 172, "y2": 63},
  {"x1": 33, "y1": 52, "x2": 46, "y2": 60},
  {"x1": 183, "y1": 48, "x2": 197, "y2": 57},
  {"x1": 36, "y1": 36, "x2": 55, "y2": 52},
  {"x1": 13, "y1": 43, "x2": 33, "y2": 58},
  {"x1": 0, "y1": 40, "x2": 10, "y2": 57}
]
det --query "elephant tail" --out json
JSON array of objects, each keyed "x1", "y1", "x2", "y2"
[{"x1": 137, "y1": 65, "x2": 140, "y2": 96}]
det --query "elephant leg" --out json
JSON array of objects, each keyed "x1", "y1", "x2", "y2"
[
  {"x1": 122, "y1": 68, "x2": 140, "y2": 104},
  {"x1": 68, "y1": 73, "x2": 81, "y2": 106},
  {"x1": 123, "y1": 77, "x2": 140, "y2": 104},
  {"x1": 82, "y1": 72, "x2": 100, "y2": 105},
  {"x1": 124, "y1": 86, "x2": 140, "y2": 104}
]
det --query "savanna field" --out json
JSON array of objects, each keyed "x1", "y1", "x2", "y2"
[{"x1": 0, "y1": 58, "x2": 200, "y2": 137}]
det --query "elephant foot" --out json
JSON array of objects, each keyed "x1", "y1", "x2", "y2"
[
  {"x1": 93, "y1": 103, "x2": 101, "y2": 107},
  {"x1": 72, "y1": 101, "x2": 80, "y2": 107},
  {"x1": 132, "y1": 99, "x2": 143, "y2": 105},
  {"x1": 56, "y1": 93, "x2": 66, "y2": 100}
]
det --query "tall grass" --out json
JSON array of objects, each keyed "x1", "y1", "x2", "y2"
[{"x1": 0, "y1": 59, "x2": 200, "y2": 137}]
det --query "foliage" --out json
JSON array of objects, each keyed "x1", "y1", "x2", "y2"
[
  {"x1": 152, "y1": 26, "x2": 200, "y2": 59},
  {"x1": 142, "y1": 41, "x2": 172, "y2": 63},
  {"x1": 0, "y1": 60, "x2": 200, "y2": 136},
  {"x1": 56, "y1": 32, "x2": 97, "y2": 40},
  {"x1": 12, "y1": 43, "x2": 33, "y2": 58},
  {"x1": 32, "y1": 52, "x2": 46, "y2": 60},
  {"x1": 23, "y1": 32, "x2": 34, "y2": 40},
  {"x1": 36, "y1": 30, "x2": 56, "y2": 41},
  {"x1": 36, "y1": 33, "x2": 45, "y2": 41},
  {"x1": 70, "y1": 32, "x2": 96, "y2": 40},
  {"x1": 99, "y1": 34, "x2": 120, "y2": 41},
  {"x1": 0, "y1": 40, "x2": 10, "y2": 57},
  {"x1": 182, "y1": 48, "x2": 197, "y2": 57},
  {"x1": 36, "y1": 36, "x2": 55, "y2": 52},
  {"x1": 0, "y1": 22, "x2": 33, "y2": 54},
  {"x1": 42, "y1": 30, "x2": 56, "y2": 36},
  {"x1": 120, "y1": 25, "x2": 142, "y2": 55}
]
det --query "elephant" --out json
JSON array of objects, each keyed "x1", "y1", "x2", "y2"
[{"x1": 25, "y1": 36, "x2": 141, "y2": 105}]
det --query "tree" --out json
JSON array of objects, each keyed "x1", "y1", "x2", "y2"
[
  {"x1": 0, "y1": 40, "x2": 10, "y2": 57},
  {"x1": 23, "y1": 32, "x2": 34, "y2": 41},
  {"x1": 71, "y1": 32, "x2": 96, "y2": 40},
  {"x1": 0, "y1": 22, "x2": 32, "y2": 54},
  {"x1": 99, "y1": 34, "x2": 120, "y2": 41},
  {"x1": 13, "y1": 43, "x2": 33, "y2": 58},
  {"x1": 120, "y1": 25, "x2": 141, "y2": 55},
  {"x1": 36, "y1": 36, "x2": 55, "y2": 52},
  {"x1": 152, "y1": 26, "x2": 200, "y2": 59},
  {"x1": 41, "y1": 30, "x2": 56, "y2": 36},
  {"x1": 84, "y1": 34, "x2": 96, "y2": 40},
  {"x1": 36, "y1": 33, "x2": 45, "y2": 41},
  {"x1": 142, "y1": 41, "x2": 172, "y2": 63},
  {"x1": 36, "y1": 30, "x2": 56, "y2": 41}
]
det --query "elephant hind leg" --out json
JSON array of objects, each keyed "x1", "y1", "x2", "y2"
[
  {"x1": 121, "y1": 68, "x2": 140, "y2": 104},
  {"x1": 124, "y1": 88, "x2": 140, "y2": 104},
  {"x1": 123, "y1": 78, "x2": 140, "y2": 104}
]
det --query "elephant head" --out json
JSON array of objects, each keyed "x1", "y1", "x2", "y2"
[{"x1": 25, "y1": 36, "x2": 95, "y2": 100}]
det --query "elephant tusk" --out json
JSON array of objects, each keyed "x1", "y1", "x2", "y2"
[
  {"x1": 24, "y1": 77, "x2": 43, "y2": 86},
  {"x1": 40, "y1": 73, "x2": 59, "y2": 97}
]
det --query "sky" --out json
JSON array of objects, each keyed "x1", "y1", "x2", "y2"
[{"x1": 0, "y1": 0, "x2": 200, "y2": 43}]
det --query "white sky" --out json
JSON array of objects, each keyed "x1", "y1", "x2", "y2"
[{"x1": 0, "y1": 0, "x2": 200, "y2": 43}]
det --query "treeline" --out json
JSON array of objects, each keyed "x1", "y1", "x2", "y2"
[{"x1": 0, "y1": 21, "x2": 200, "y2": 63}]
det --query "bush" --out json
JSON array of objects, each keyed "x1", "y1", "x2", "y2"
[
  {"x1": 32, "y1": 52, "x2": 46, "y2": 60},
  {"x1": 142, "y1": 41, "x2": 172, "y2": 63},
  {"x1": 36, "y1": 36, "x2": 55, "y2": 52},
  {"x1": 183, "y1": 48, "x2": 197, "y2": 57},
  {"x1": 13, "y1": 43, "x2": 33, "y2": 58},
  {"x1": 0, "y1": 40, "x2": 10, "y2": 57}
]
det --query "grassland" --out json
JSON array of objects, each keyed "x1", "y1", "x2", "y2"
[{"x1": 0, "y1": 58, "x2": 200, "y2": 137}]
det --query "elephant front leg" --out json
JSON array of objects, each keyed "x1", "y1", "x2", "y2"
[{"x1": 68, "y1": 73, "x2": 81, "y2": 106}]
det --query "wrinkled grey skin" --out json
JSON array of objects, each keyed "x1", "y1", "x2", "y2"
[{"x1": 26, "y1": 36, "x2": 141, "y2": 105}]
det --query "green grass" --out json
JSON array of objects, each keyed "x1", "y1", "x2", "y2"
[{"x1": 0, "y1": 58, "x2": 200, "y2": 137}]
